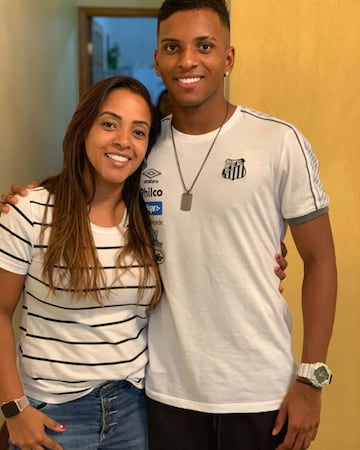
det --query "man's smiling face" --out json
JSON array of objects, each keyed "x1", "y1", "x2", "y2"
[{"x1": 155, "y1": 8, "x2": 234, "y2": 110}]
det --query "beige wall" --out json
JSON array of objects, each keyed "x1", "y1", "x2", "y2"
[
  {"x1": 0, "y1": 0, "x2": 78, "y2": 193},
  {"x1": 230, "y1": 1, "x2": 360, "y2": 449}
]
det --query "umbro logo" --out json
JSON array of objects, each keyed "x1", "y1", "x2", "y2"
[{"x1": 143, "y1": 168, "x2": 161, "y2": 179}]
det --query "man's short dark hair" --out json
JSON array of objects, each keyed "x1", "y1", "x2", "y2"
[{"x1": 157, "y1": 0, "x2": 230, "y2": 31}]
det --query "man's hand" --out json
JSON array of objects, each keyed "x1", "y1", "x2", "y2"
[
  {"x1": 0, "y1": 182, "x2": 38, "y2": 213},
  {"x1": 272, "y1": 381, "x2": 321, "y2": 450},
  {"x1": 7, "y1": 405, "x2": 66, "y2": 449}
]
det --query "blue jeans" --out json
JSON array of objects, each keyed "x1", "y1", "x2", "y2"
[{"x1": 10, "y1": 380, "x2": 148, "y2": 450}]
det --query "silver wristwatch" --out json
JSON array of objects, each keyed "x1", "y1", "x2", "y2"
[{"x1": 297, "y1": 362, "x2": 332, "y2": 388}]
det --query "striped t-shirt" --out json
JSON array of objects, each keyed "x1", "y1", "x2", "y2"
[{"x1": 0, "y1": 187, "x2": 155, "y2": 403}]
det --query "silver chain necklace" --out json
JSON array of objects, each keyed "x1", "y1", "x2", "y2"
[{"x1": 171, "y1": 102, "x2": 229, "y2": 211}]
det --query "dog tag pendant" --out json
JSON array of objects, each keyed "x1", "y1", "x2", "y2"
[{"x1": 181, "y1": 192, "x2": 192, "y2": 211}]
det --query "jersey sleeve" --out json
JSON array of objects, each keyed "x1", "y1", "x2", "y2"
[{"x1": 278, "y1": 127, "x2": 329, "y2": 223}]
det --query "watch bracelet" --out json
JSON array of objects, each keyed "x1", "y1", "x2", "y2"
[{"x1": 296, "y1": 376, "x2": 321, "y2": 388}]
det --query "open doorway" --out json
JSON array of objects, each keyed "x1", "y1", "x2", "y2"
[{"x1": 78, "y1": 7, "x2": 165, "y2": 103}]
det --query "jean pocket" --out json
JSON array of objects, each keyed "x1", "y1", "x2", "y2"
[{"x1": 28, "y1": 396, "x2": 47, "y2": 411}]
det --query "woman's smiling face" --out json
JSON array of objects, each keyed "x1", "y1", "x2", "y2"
[{"x1": 85, "y1": 88, "x2": 152, "y2": 189}]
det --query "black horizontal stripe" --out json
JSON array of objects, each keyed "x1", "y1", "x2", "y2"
[
  {"x1": 27, "y1": 272, "x2": 154, "y2": 292},
  {"x1": 30, "y1": 198, "x2": 54, "y2": 208},
  {"x1": 21, "y1": 345, "x2": 147, "y2": 366},
  {"x1": 31, "y1": 378, "x2": 94, "y2": 384},
  {"x1": 21, "y1": 323, "x2": 147, "y2": 345},
  {"x1": 33, "y1": 221, "x2": 51, "y2": 226},
  {"x1": 27, "y1": 311, "x2": 147, "y2": 326},
  {"x1": 25, "y1": 290, "x2": 148, "y2": 310},
  {"x1": 26, "y1": 256, "x2": 144, "y2": 270},
  {"x1": 0, "y1": 223, "x2": 32, "y2": 246},
  {"x1": 94, "y1": 246, "x2": 125, "y2": 250},
  {"x1": 0, "y1": 248, "x2": 30, "y2": 264},
  {"x1": 11, "y1": 203, "x2": 33, "y2": 226}
]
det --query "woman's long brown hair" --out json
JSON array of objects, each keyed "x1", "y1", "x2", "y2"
[{"x1": 41, "y1": 76, "x2": 162, "y2": 313}]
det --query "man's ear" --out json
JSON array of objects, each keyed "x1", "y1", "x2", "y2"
[
  {"x1": 154, "y1": 49, "x2": 161, "y2": 76},
  {"x1": 224, "y1": 46, "x2": 235, "y2": 76}
]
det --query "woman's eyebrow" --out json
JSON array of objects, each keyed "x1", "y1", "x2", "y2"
[{"x1": 99, "y1": 111, "x2": 150, "y2": 129}]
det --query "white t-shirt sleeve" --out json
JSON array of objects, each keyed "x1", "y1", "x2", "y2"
[
  {"x1": 278, "y1": 127, "x2": 329, "y2": 222},
  {"x1": 0, "y1": 195, "x2": 34, "y2": 275}
]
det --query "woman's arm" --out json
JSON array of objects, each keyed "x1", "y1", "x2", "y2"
[
  {"x1": 0, "y1": 269, "x2": 26, "y2": 405},
  {"x1": 0, "y1": 269, "x2": 65, "y2": 449}
]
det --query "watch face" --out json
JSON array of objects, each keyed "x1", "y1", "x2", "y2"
[
  {"x1": 314, "y1": 365, "x2": 329, "y2": 383},
  {"x1": 1, "y1": 401, "x2": 19, "y2": 418}
]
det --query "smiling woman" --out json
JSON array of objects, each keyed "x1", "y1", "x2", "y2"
[
  {"x1": 0, "y1": 76, "x2": 162, "y2": 450},
  {"x1": 85, "y1": 89, "x2": 151, "y2": 205}
]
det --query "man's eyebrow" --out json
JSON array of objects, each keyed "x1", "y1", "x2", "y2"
[
  {"x1": 159, "y1": 37, "x2": 180, "y2": 44},
  {"x1": 195, "y1": 35, "x2": 216, "y2": 41},
  {"x1": 159, "y1": 35, "x2": 217, "y2": 43}
]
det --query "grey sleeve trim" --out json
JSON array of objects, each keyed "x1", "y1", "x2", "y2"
[{"x1": 287, "y1": 207, "x2": 329, "y2": 225}]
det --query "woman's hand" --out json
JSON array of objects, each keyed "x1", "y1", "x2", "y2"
[{"x1": 6, "y1": 405, "x2": 66, "y2": 450}]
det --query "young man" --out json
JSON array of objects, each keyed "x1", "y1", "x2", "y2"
[{"x1": 142, "y1": 1, "x2": 337, "y2": 449}]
